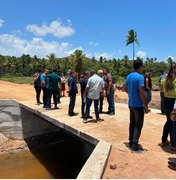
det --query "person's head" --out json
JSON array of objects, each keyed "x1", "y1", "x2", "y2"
[
  {"x1": 83, "y1": 71, "x2": 89, "y2": 78},
  {"x1": 145, "y1": 71, "x2": 152, "y2": 78},
  {"x1": 90, "y1": 70, "x2": 96, "y2": 77},
  {"x1": 52, "y1": 68, "x2": 57, "y2": 74},
  {"x1": 133, "y1": 60, "x2": 144, "y2": 72},
  {"x1": 98, "y1": 69, "x2": 103, "y2": 77},
  {"x1": 165, "y1": 64, "x2": 176, "y2": 92},
  {"x1": 70, "y1": 70, "x2": 76, "y2": 77},
  {"x1": 44, "y1": 68, "x2": 49, "y2": 75},
  {"x1": 103, "y1": 68, "x2": 109, "y2": 75}
]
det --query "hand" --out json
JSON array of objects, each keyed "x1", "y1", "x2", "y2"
[
  {"x1": 144, "y1": 105, "x2": 150, "y2": 114},
  {"x1": 170, "y1": 114, "x2": 176, "y2": 121}
]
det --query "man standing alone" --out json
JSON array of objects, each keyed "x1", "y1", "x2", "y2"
[{"x1": 125, "y1": 60, "x2": 150, "y2": 151}]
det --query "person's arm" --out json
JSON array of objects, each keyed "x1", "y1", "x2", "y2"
[
  {"x1": 145, "y1": 78, "x2": 150, "y2": 90},
  {"x1": 124, "y1": 83, "x2": 128, "y2": 93},
  {"x1": 107, "y1": 75, "x2": 113, "y2": 95},
  {"x1": 139, "y1": 86, "x2": 150, "y2": 113},
  {"x1": 33, "y1": 73, "x2": 39, "y2": 81},
  {"x1": 170, "y1": 88, "x2": 176, "y2": 121}
]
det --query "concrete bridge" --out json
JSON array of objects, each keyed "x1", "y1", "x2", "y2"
[
  {"x1": 0, "y1": 96, "x2": 176, "y2": 178},
  {"x1": 0, "y1": 99, "x2": 111, "y2": 179}
]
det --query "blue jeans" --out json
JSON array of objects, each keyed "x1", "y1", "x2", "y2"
[
  {"x1": 85, "y1": 97, "x2": 99, "y2": 119},
  {"x1": 145, "y1": 90, "x2": 152, "y2": 104},
  {"x1": 41, "y1": 87, "x2": 49, "y2": 108},
  {"x1": 107, "y1": 86, "x2": 115, "y2": 113},
  {"x1": 129, "y1": 107, "x2": 144, "y2": 144},
  {"x1": 68, "y1": 93, "x2": 76, "y2": 115}
]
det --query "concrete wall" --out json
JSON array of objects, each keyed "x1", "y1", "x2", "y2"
[
  {"x1": 0, "y1": 100, "x2": 59, "y2": 140},
  {"x1": 0, "y1": 100, "x2": 23, "y2": 139}
]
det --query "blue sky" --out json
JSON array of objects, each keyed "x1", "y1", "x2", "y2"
[{"x1": 0, "y1": 0, "x2": 176, "y2": 61}]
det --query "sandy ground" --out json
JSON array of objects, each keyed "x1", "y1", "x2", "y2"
[{"x1": 0, "y1": 80, "x2": 176, "y2": 178}]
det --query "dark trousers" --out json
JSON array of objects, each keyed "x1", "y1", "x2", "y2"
[
  {"x1": 34, "y1": 86, "x2": 41, "y2": 103},
  {"x1": 85, "y1": 97, "x2": 99, "y2": 119},
  {"x1": 129, "y1": 107, "x2": 144, "y2": 144},
  {"x1": 81, "y1": 95, "x2": 86, "y2": 117},
  {"x1": 41, "y1": 87, "x2": 48, "y2": 108},
  {"x1": 107, "y1": 86, "x2": 115, "y2": 113},
  {"x1": 162, "y1": 97, "x2": 175, "y2": 145},
  {"x1": 160, "y1": 92, "x2": 165, "y2": 114},
  {"x1": 68, "y1": 94, "x2": 76, "y2": 115},
  {"x1": 99, "y1": 92, "x2": 104, "y2": 112},
  {"x1": 48, "y1": 89, "x2": 58, "y2": 108},
  {"x1": 172, "y1": 120, "x2": 176, "y2": 147},
  {"x1": 57, "y1": 88, "x2": 61, "y2": 103}
]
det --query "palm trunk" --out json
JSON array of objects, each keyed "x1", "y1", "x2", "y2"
[{"x1": 133, "y1": 42, "x2": 135, "y2": 61}]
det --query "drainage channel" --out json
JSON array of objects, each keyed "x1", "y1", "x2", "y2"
[
  {"x1": 0, "y1": 100, "x2": 111, "y2": 179},
  {"x1": 0, "y1": 130, "x2": 95, "y2": 179}
]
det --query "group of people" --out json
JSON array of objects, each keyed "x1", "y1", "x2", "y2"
[
  {"x1": 33, "y1": 61, "x2": 176, "y2": 171},
  {"x1": 158, "y1": 65, "x2": 176, "y2": 170},
  {"x1": 33, "y1": 68, "x2": 66, "y2": 109},
  {"x1": 124, "y1": 59, "x2": 176, "y2": 170},
  {"x1": 67, "y1": 68, "x2": 115, "y2": 121}
]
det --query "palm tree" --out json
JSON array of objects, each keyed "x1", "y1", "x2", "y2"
[{"x1": 126, "y1": 29, "x2": 140, "y2": 61}]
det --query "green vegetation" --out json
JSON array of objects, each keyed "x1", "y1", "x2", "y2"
[
  {"x1": 0, "y1": 75, "x2": 33, "y2": 84},
  {"x1": 0, "y1": 48, "x2": 174, "y2": 86}
]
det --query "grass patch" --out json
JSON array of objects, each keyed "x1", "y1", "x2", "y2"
[{"x1": 0, "y1": 75, "x2": 33, "y2": 85}]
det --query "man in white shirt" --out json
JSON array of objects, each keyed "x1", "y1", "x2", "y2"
[{"x1": 83, "y1": 70, "x2": 104, "y2": 123}]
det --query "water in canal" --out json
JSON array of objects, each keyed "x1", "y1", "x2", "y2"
[{"x1": 0, "y1": 131, "x2": 95, "y2": 179}]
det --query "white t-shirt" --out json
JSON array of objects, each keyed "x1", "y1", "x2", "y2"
[{"x1": 86, "y1": 74, "x2": 104, "y2": 100}]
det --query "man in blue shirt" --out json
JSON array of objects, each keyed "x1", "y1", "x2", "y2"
[
  {"x1": 125, "y1": 60, "x2": 150, "y2": 151},
  {"x1": 68, "y1": 71, "x2": 78, "y2": 116}
]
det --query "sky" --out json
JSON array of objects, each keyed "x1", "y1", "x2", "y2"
[{"x1": 0, "y1": 0, "x2": 176, "y2": 61}]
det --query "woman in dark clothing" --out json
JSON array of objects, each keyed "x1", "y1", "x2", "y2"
[{"x1": 33, "y1": 70, "x2": 42, "y2": 105}]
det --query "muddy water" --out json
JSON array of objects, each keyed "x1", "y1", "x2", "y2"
[{"x1": 0, "y1": 131, "x2": 95, "y2": 179}]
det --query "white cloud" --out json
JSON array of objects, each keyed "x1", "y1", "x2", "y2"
[
  {"x1": 26, "y1": 19, "x2": 75, "y2": 38},
  {"x1": 94, "y1": 52, "x2": 113, "y2": 60},
  {"x1": 0, "y1": 19, "x2": 4, "y2": 28},
  {"x1": 0, "y1": 34, "x2": 75, "y2": 58},
  {"x1": 136, "y1": 50, "x2": 146, "y2": 59},
  {"x1": 88, "y1": 41, "x2": 99, "y2": 47}
]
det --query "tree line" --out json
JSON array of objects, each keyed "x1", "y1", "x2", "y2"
[{"x1": 0, "y1": 50, "x2": 173, "y2": 83}]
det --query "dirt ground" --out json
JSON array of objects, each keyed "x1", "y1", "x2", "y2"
[{"x1": 0, "y1": 80, "x2": 176, "y2": 178}]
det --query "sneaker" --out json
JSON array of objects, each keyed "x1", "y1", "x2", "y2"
[
  {"x1": 105, "y1": 111, "x2": 111, "y2": 114},
  {"x1": 129, "y1": 142, "x2": 133, "y2": 148},
  {"x1": 54, "y1": 107, "x2": 59, "y2": 109},
  {"x1": 83, "y1": 119, "x2": 87, "y2": 123},
  {"x1": 109, "y1": 112, "x2": 115, "y2": 115},
  {"x1": 168, "y1": 161, "x2": 176, "y2": 171},
  {"x1": 158, "y1": 140, "x2": 170, "y2": 147},
  {"x1": 68, "y1": 112, "x2": 78, "y2": 116},
  {"x1": 87, "y1": 116, "x2": 93, "y2": 119},
  {"x1": 96, "y1": 118, "x2": 104, "y2": 122},
  {"x1": 45, "y1": 107, "x2": 50, "y2": 110},
  {"x1": 168, "y1": 161, "x2": 176, "y2": 166},
  {"x1": 131, "y1": 143, "x2": 145, "y2": 151},
  {"x1": 171, "y1": 146, "x2": 176, "y2": 151}
]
